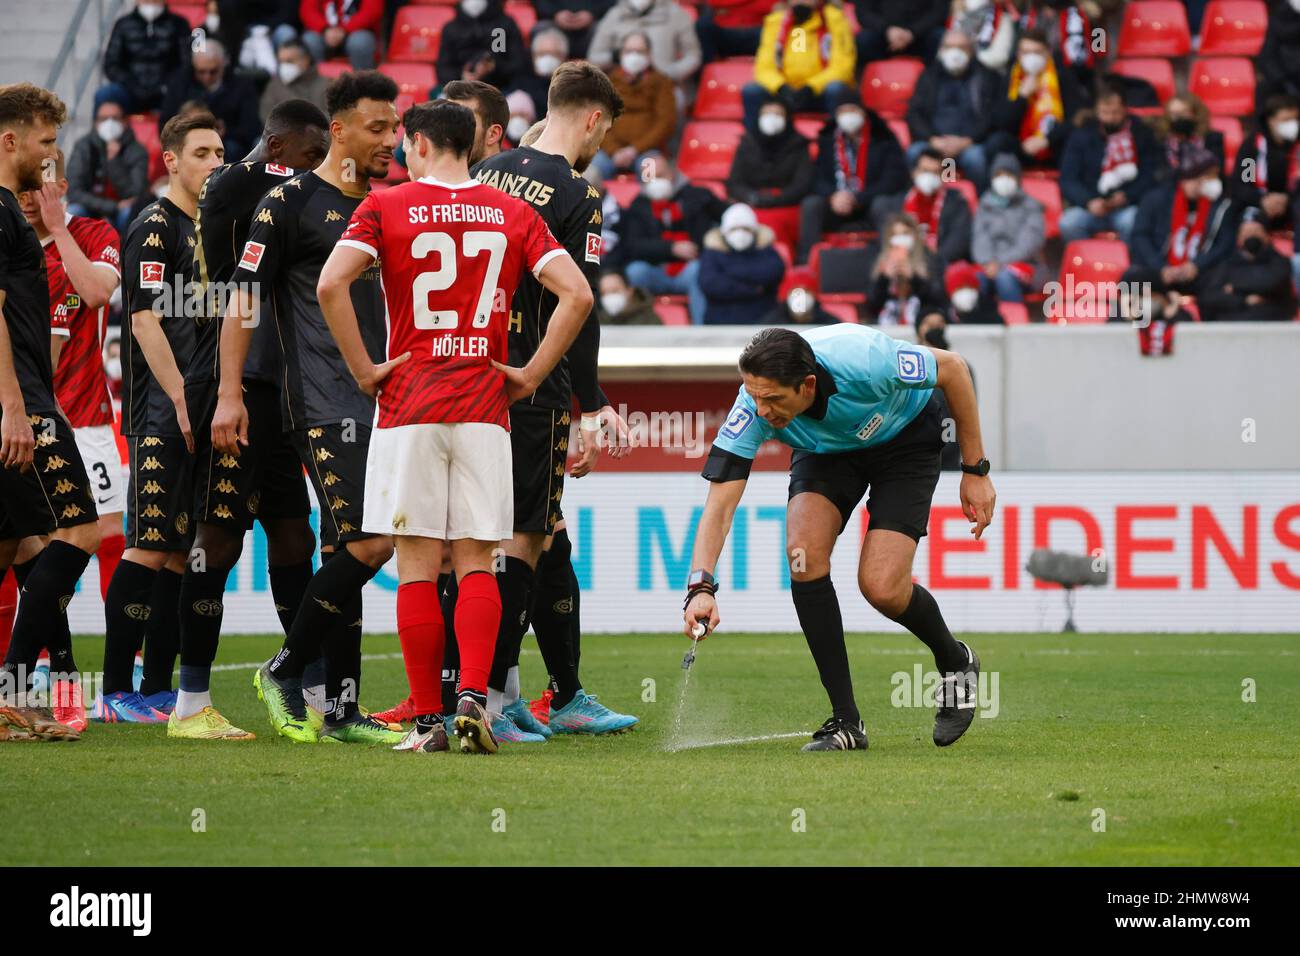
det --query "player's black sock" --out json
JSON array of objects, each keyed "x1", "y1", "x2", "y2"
[
  {"x1": 140, "y1": 567, "x2": 184, "y2": 695},
  {"x1": 268, "y1": 559, "x2": 313, "y2": 637},
  {"x1": 166, "y1": 566, "x2": 227, "y2": 696},
  {"x1": 488, "y1": 557, "x2": 533, "y2": 694},
  {"x1": 101, "y1": 559, "x2": 156, "y2": 693},
  {"x1": 458, "y1": 688, "x2": 487, "y2": 710},
  {"x1": 1, "y1": 556, "x2": 41, "y2": 676},
  {"x1": 415, "y1": 713, "x2": 444, "y2": 732},
  {"x1": 531, "y1": 531, "x2": 581, "y2": 708},
  {"x1": 569, "y1": 559, "x2": 582, "y2": 672},
  {"x1": 271, "y1": 549, "x2": 376, "y2": 679},
  {"x1": 888, "y1": 583, "x2": 966, "y2": 673},
  {"x1": 10, "y1": 542, "x2": 90, "y2": 680},
  {"x1": 440, "y1": 573, "x2": 460, "y2": 714},
  {"x1": 323, "y1": 590, "x2": 363, "y2": 724},
  {"x1": 791, "y1": 575, "x2": 859, "y2": 724}
]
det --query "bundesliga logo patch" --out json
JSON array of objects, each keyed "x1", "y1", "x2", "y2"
[
  {"x1": 265, "y1": 164, "x2": 294, "y2": 176},
  {"x1": 239, "y1": 241, "x2": 265, "y2": 272},
  {"x1": 585, "y1": 232, "x2": 601, "y2": 264},
  {"x1": 139, "y1": 261, "x2": 165, "y2": 289},
  {"x1": 720, "y1": 407, "x2": 753, "y2": 440},
  {"x1": 897, "y1": 349, "x2": 926, "y2": 383}
]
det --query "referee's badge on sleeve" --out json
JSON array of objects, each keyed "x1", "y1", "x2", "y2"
[
  {"x1": 720, "y1": 407, "x2": 753, "y2": 440},
  {"x1": 897, "y1": 349, "x2": 927, "y2": 383}
]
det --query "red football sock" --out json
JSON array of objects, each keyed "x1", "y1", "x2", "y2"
[
  {"x1": 0, "y1": 569, "x2": 16, "y2": 662},
  {"x1": 97, "y1": 533, "x2": 125, "y2": 603},
  {"x1": 396, "y1": 580, "x2": 444, "y2": 715},
  {"x1": 455, "y1": 570, "x2": 501, "y2": 696}
]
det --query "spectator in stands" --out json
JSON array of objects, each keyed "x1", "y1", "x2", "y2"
[
  {"x1": 618, "y1": 151, "x2": 729, "y2": 323},
  {"x1": 742, "y1": 0, "x2": 856, "y2": 131},
  {"x1": 98, "y1": 0, "x2": 194, "y2": 113},
  {"x1": 695, "y1": 0, "x2": 768, "y2": 62},
  {"x1": 1229, "y1": 95, "x2": 1300, "y2": 233},
  {"x1": 906, "y1": 28, "x2": 999, "y2": 189},
  {"x1": 598, "y1": 271, "x2": 660, "y2": 324},
  {"x1": 299, "y1": 0, "x2": 381, "y2": 71},
  {"x1": 864, "y1": 213, "x2": 947, "y2": 325},
  {"x1": 727, "y1": 98, "x2": 813, "y2": 211},
  {"x1": 943, "y1": 260, "x2": 1003, "y2": 323},
  {"x1": 509, "y1": 27, "x2": 569, "y2": 122},
  {"x1": 1016, "y1": 1, "x2": 1099, "y2": 92},
  {"x1": 66, "y1": 96, "x2": 150, "y2": 234},
  {"x1": 504, "y1": 90, "x2": 536, "y2": 147},
  {"x1": 1154, "y1": 93, "x2": 1224, "y2": 186},
  {"x1": 259, "y1": 39, "x2": 329, "y2": 120},
  {"x1": 588, "y1": 0, "x2": 702, "y2": 88},
  {"x1": 764, "y1": 279, "x2": 839, "y2": 323},
  {"x1": 160, "y1": 39, "x2": 261, "y2": 161},
  {"x1": 437, "y1": 0, "x2": 529, "y2": 91},
  {"x1": 949, "y1": 0, "x2": 1018, "y2": 74},
  {"x1": 853, "y1": 0, "x2": 947, "y2": 69},
  {"x1": 1258, "y1": 0, "x2": 1300, "y2": 109},
  {"x1": 988, "y1": 25, "x2": 1087, "y2": 171},
  {"x1": 208, "y1": 1, "x2": 301, "y2": 71},
  {"x1": 971, "y1": 153, "x2": 1044, "y2": 304},
  {"x1": 594, "y1": 32, "x2": 676, "y2": 179},
  {"x1": 537, "y1": 0, "x2": 613, "y2": 59},
  {"x1": 872, "y1": 147, "x2": 973, "y2": 268},
  {"x1": 699, "y1": 203, "x2": 786, "y2": 324},
  {"x1": 1126, "y1": 146, "x2": 1236, "y2": 296},
  {"x1": 1199, "y1": 212, "x2": 1298, "y2": 322},
  {"x1": 1058, "y1": 78, "x2": 1160, "y2": 244},
  {"x1": 797, "y1": 102, "x2": 906, "y2": 262}
]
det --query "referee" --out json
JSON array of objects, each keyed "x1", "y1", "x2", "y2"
[{"x1": 683, "y1": 325, "x2": 996, "y2": 752}]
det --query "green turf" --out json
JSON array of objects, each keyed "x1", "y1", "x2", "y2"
[{"x1": 7, "y1": 632, "x2": 1298, "y2": 866}]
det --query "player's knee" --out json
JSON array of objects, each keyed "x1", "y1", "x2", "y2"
[
  {"x1": 193, "y1": 524, "x2": 243, "y2": 570},
  {"x1": 786, "y1": 541, "x2": 831, "y2": 581},
  {"x1": 59, "y1": 520, "x2": 102, "y2": 556},
  {"x1": 350, "y1": 535, "x2": 394, "y2": 570},
  {"x1": 264, "y1": 517, "x2": 315, "y2": 565},
  {"x1": 859, "y1": 573, "x2": 909, "y2": 616}
]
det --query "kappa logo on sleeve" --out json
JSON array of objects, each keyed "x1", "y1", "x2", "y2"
[
  {"x1": 138, "y1": 261, "x2": 165, "y2": 289},
  {"x1": 264, "y1": 164, "x2": 294, "y2": 176},
  {"x1": 896, "y1": 349, "x2": 927, "y2": 383},
  {"x1": 239, "y1": 241, "x2": 266, "y2": 272},
  {"x1": 720, "y1": 407, "x2": 754, "y2": 440},
  {"x1": 585, "y1": 232, "x2": 601, "y2": 264}
]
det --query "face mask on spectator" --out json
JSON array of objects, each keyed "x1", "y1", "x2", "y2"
[
  {"x1": 1275, "y1": 118, "x2": 1300, "y2": 142},
  {"x1": 1200, "y1": 177, "x2": 1223, "y2": 201},
  {"x1": 629, "y1": 0, "x2": 654, "y2": 12},
  {"x1": 890, "y1": 232, "x2": 915, "y2": 250},
  {"x1": 96, "y1": 118, "x2": 124, "y2": 142},
  {"x1": 507, "y1": 116, "x2": 530, "y2": 141},
  {"x1": 1169, "y1": 117, "x2": 1196, "y2": 137},
  {"x1": 1242, "y1": 236, "x2": 1265, "y2": 257},
  {"x1": 758, "y1": 112, "x2": 785, "y2": 136},
  {"x1": 991, "y1": 175, "x2": 1018, "y2": 198},
  {"x1": 105, "y1": 356, "x2": 122, "y2": 380},
  {"x1": 278, "y1": 62, "x2": 303, "y2": 85},
  {"x1": 461, "y1": 0, "x2": 488, "y2": 18},
  {"x1": 939, "y1": 47, "x2": 970, "y2": 74},
  {"x1": 725, "y1": 228, "x2": 755, "y2": 251},
  {"x1": 621, "y1": 52, "x2": 649, "y2": 76},
  {"x1": 952, "y1": 287, "x2": 979, "y2": 312},
  {"x1": 836, "y1": 111, "x2": 865, "y2": 136},
  {"x1": 1291, "y1": 0, "x2": 1300, "y2": 13},
  {"x1": 534, "y1": 55, "x2": 561, "y2": 77},
  {"x1": 787, "y1": 289, "x2": 812, "y2": 313},
  {"x1": 601, "y1": 292, "x2": 628, "y2": 315},
  {"x1": 965, "y1": 0, "x2": 989, "y2": 10},
  {"x1": 205, "y1": 13, "x2": 220, "y2": 33},
  {"x1": 1018, "y1": 52, "x2": 1046, "y2": 75},
  {"x1": 137, "y1": 3, "x2": 163, "y2": 22},
  {"x1": 644, "y1": 177, "x2": 673, "y2": 200},
  {"x1": 913, "y1": 171, "x2": 942, "y2": 196}
]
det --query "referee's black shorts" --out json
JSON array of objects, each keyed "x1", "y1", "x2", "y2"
[
  {"x1": 509, "y1": 403, "x2": 569, "y2": 535},
  {"x1": 788, "y1": 393, "x2": 946, "y2": 541},
  {"x1": 0, "y1": 411, "x2": 98, "y2": 540}
]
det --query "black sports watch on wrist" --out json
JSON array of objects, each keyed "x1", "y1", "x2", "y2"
[
  {"x1": 686, "y1": 569, "x2": 716, "y2": 591},
  {"x1": 960, "y1": 458, "x2": 991, "y2": 477}
]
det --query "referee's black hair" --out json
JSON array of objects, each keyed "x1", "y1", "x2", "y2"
[
  {"x1": 264, "y1": 98, "x2": 328, "y2": 139},
  {"x1": 403, "y1": 100, "x2": 475, "y2": 160},
  {"x1": 325, "y1": 70, "x2": 399, "y2": 117},
  {"x1": 738, "y1": 328, "x2": 817, "y2": 389}
]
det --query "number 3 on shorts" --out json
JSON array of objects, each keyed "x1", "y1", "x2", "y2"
[{"x1": 412, "y1": 230, "x2": 507, "y2": 332}]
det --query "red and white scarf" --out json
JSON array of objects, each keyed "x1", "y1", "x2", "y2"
[
  {"x1": 1254, "y1": 132, "x2": 1300, "y2": 194},
  {"x1": 902, "y1": 187, "x2": 945, "y2": 238},
  {"x1": 650, "y1": 198, "x2": 689, "y2": 277},
  {"x1": 1167, "y1": 187, "x2": 1209, "y2": 267},
  {"x1": 1020, "y1": 4, "x2": 1095, "y2": 67},
  {"x1": 833, "y1": 126, "x2": 870, "y2": 193}
]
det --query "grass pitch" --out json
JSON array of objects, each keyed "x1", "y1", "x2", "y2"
[{"x1": 7, "y1": 632, "x2": 1297, "y2": 866}]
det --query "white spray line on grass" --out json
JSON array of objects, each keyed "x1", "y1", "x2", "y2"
[
  {"x1": 665, "y1": 731, "x2": 810, "y2": 752},
  {"x1": 208, "y1": 652, "x2": 404, "y2": 673}
]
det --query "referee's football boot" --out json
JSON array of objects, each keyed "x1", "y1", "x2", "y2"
[
  {"x1": 801, "y1": 716, "x2": 868, "y2": 752},
  {"x1": 934, "y1": 641, "x2": 980, "y2": 747},
  {"x1": 253, "y1": 661, "x2": 317, "y2": 743},
  {"x1": 453, "y1": 695, "x2": 499, "y2": 754}
]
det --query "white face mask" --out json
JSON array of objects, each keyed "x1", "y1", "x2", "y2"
[
  {"x1": 621, "y1": 52, "x2": 650, "y2": 76},
  {"x1": 96, "y1": 118, "x2": 124, "y2": 142},
  {"x1": 601, "y1": 292, "x2": 628, "y2": 315},
  {"x1": 137, "y1": 3, "x2": 164, "y2": 22},
  {"x1": 836, "y1": 111, "x2": 865, "y2": 136},
  {"x1": 105, "y1": 356, "x2": 122, "y2": 380},
  {"x1": 991, "y1": 175, "x2": 1018, "y2": 198},
  {"x1": 787, "y1": 289, "x2": 812, "y2": 313},
  {"x1": 205, "y1": 13, "x2": 220, "y2": 33},
  {"x1": 757, "y1": 113, "x2": 785, "y2": 136},
  {"x1": 1291, "y1": 0, "x2": 1300, "y2": 13},
  {"x1": 278, "y1": 62, "x2": 303, "y2": 85},
  {"x1": 939, "y1": 47, "x2": 970, "y2": 74},
  {"x1": 534, "y1": 54, "x2": 561, "y2": 77},
  {"x1": 952, "y1": 287, "x2": 979, "y2": 312},
  {"x1": 507, "y1": 116, "x2": 530, "y2": 141},
  {"x1": 914, "y1": 171, "x2": 942, "y2": 196},
  {"x1": 1276, "y1": 119, "x2": 1300, "y2": 143},
  {"x1": 1201, "y1": 177, "x2": 1223, "y2": 201},
  {"x1": 629, "y1": 0, "x2": 654, "y2": 12},
  {"x1": 644, "y1": 177, "x2": 673, "y2": 200},
  {"x1": 890, "y1": 232, "x2": 915, "y2": 250},
  {"x1": 725, "y1": 228, "x2": 755, "y2": 251},
  {"x1": 1019, "y1": 52, "x2": 1047, "y2": 75},
  {"x1": 461, "y1": 0, "x2": 488, "y2": 18},
  {"x1": 965, "y1": 0, "x2": 989, "y2": 10}
]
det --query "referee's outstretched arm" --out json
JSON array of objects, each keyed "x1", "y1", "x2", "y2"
[
  {"x1": 931, "y1": 347, "x2": 996, "y2": 540},
  {"x1": 681, "y1": 476, "x2": 747, "y2": 638}
]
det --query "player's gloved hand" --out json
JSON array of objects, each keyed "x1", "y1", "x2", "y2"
[
  {"x1": 960, "y1": 472, "x2": 996, "y2": 540},
  {"x1": 682, "y1": 590, "x2": 719, "y2": 640},
  {"x1": 172, "y1": 394, "x2": 194, "y2": 454},
  {"x1": 211, "y1": 392, "x2": 249, "y2": 456},
  {"x1": 355, "y1": 351, "x2": 411, "y2": 398},
  {"x1": 601, "y1": 404, "x2": 632, "y2": 460},
  {"x1": 0, "y1": 405, "x2": 35, "y2": 471}
]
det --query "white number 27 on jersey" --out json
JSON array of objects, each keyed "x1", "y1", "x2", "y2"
[{"x1": 411, "y1": 230, "x2": 507, "y2": 330}]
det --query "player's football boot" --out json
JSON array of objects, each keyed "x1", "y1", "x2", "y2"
[
  {"x1": 141, "y1": 690, "x2": 177, "y2": 717},
  {"x1": 0, "y1": 702, "x2": 80, "y2": 741},
  {"x1": 318, "y1": 713, "x2": 405, "y2": 745},
  {"x1": 490, "y1": 711, "x2": 547, "y2": 744},
  {"x1": 452, "y1": 696, "x2": 498, "y2": 754},
  {"x1": 527, "y1": 688, "x2": 553, "y2": 726},
  {"x1": 372, "y1": 694, "x2": 417, "y2": 726},
  {"x1": 167, "y1": 706, "x2": 255, "y2": 740},
  {"x1": 503, "y1": 697, "x2": 552, "y2": 739},
  {"x1": 51, "y1": 678, "x2": 87, "y2": 733},
  {"x1": 548, "y1": 691, "x2": 639, "y2": 735},
  {"x1": 801, "y1": 716, "x2": 868, "y2": 752},
  {"x1": 934, "y1": 641, "x2": 980, "y2": 747},
  {"x1": 91, "y1": 690, "x2": 167, "y2": 723},
  {"x1": 253, "y1": 661, "x2": 317, "y2": 743},
  {"x1": 393, "y1": 719, "x2": 450, "y2": 753}
]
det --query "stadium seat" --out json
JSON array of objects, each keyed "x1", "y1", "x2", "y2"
[
  {"x1": 505, "y1": 1, "x2": 537, "y2": 41},
  {"x1": 772, "y1": 240, "x2": 793, "y2": 271},
  {"x1": 694, "y1": 59, "x2": 752, "y2": 121},
  {"x1": 1209, "y1": 116, "x2": 1243, "y2": 175},
  {"x1": 886, "y1": 118, "x2": 910, "y2": 150},
  {"x1": 712, "y1": 0, "x2": 771, "y2": 30},
  {"x1": 677, "y1": 121, "x2": 743, "y2": 181},
  {"x1": 128, "y1": 114, "x2": 165, "y2": 181},
  {"x1": 388, "y1": 5, "x2": 455, "y2": 63},
  {"x1": 794, "y1": 114, "x2": 825, "y2": 158},
  {"x1": 1109, "y1": 58, "x2": 1175, "y2": 105},
  {"x1": 654, "y1": 296, "x2": 690, "y2": 325},
  {"x1": 172, "y1": 4, "x2": 206, "y2": 29},
  {"x1": 603, "y1": 175, "x2": 641, "y2": 208},
  {"x1": 1197, "y1": 1, "x2": 1267, "y2": 56},
  {"x1": 812, "y1": 244, "x2": 874, "y2": 294},
  {"x1": 317, "y1": 60, "x2": 350, "y2": 80},
  {"x1": 822, "y1": 301, "x2": 860, "y2": 323},
  {"x1": 1057, "y1": 239, "x2": 1130, "y2": 323},
  {"x1": 753, "y1": 205, "x2": 801, "y2": 252},
  {"x1": 379, "y1": 62, "x2": 436, "y2": 101},
  {"x1": 695, "y1": 179, "x2": 728, "y2": 200},
  {"x1": 1271, "y1": 232, "x2": 1294, "y2": 258},
  {"x1": 1117, "y1": 1, "x2": 1191, "y2": 57},
  {"x1": 998, "y1": 301, "x2": 1030, "y2": 325},
  {"x1": 1189, "y1": 57, "x2": 1255, "y2": 116},
  {"x1": 410, "y1": 0, "x2": 459, "y2": 4},
  {"x1": 861, "y1": 58, "x2": 924, "y2": 120},
  {"x1": 1021, "y1": 173, "x2": 1061, "y2": 240}
]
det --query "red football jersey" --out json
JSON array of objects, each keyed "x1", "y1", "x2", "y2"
[
  {"x1": 339, "y1": 177, "x2": 566, "y2": 429},
  {"x1": 46, "y1": 215, "x2": 121, "y2": 427}
]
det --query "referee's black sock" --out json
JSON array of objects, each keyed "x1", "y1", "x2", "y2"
[
  {"x1": 888, "y1": 583, "x2": 966, "y2": 673},
  {"x1": 101, "y1": 558, "x2": 156, "y2": 694},
  {"x1": 791, "y1": 574, "x2": 859, "y2": 724},
  {"x1": 531, "y1": 529, "x2": 581, "y2": 707},
  {"x1": 272, "y1": 549, "x2": 376, "y2": 679},
  {"x1": 10, "y1": 541, "x2": 90, "y2": 679},
  {"x1": 488, "y1": 557, "x2": 533, "y2": 694},
  {"x1": 167, "y1": 565, "x2": 227, "y2": 696},
  {"x1": 268, "y1": 559, "x2": 313, "y2": 638},
  {"x1": 440, "y1": 574, "x2": 460, "y2": 714}
]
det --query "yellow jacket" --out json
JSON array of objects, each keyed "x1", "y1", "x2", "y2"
[{"x1": 753, "y1": 3, "x2": 857, "y2": 95}]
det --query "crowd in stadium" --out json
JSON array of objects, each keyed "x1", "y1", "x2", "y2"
[{"x1": 65, "y1": 0, "x2": 1300, "y2": 332}]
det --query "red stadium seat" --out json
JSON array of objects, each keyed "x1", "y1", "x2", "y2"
[
  {"x1": 713, "y1": 0, "x2": 771, "y2": 30},
  {"x1": 380, "y1": 62, "x2": 435, "y2": 101},
  {"x1": 677, "y1": 121, "x2": 743, "y2": 181},
  {"x1": 886, "y1": 118, "x2": 910, "y2": 150},
  {"x1": 1109, "y1": 58, "x2": 1176, "y2": 105},
  {"x1": 172, "y1": 4, "x2": 206, "y2": 29},
  {"x1": 1117, "y1": 1, "x2": 1191, "y2": 57},
  {"x1": 1209, "y1": 116, "x2": 1243, "y2": 175},
  {"x1": 822, "y1": 301, "x2": 860, "y2": 323},
  {"x1": 603, "y1": 175, "x2": 641, "y2": 208},
  {"x1": 1271, "y1": 233, "x2": 1294, "y2": 258},
  {"x1": 1189, "y1": 57, "x2": 1256, "y2": 116},
  {"x1": 793, "y1": 114, "x2": 825, "y2": 159},
  {"x1": 388, "y1": 6, "x2": 455, "y2": 63},
  {"x1": 505, "y1": 1, "x2": 537, "y2": 41},
  {"x1": 409, "y1": 0, "x2": 459, "y2": 4},
  {"x1": 772, "y1": 240, "x2": 793, "y2": 271},
  {"x1": 654, "y1": 296, "x2": 690, "y2": 325},
  {"x1": 1198, "y1": 1, "x2": 1267, "y2": 56},
  {"x1": 317, "y1": 60, "x2": 350, "y2": 80},
  {"x1": 695, "y1": 179, "x2": 728, "y2": 200},
  {"x1": 998, "y1": 301, "x2": 1030, "y2": 325},
  {"x1": 694, "y1": 59, "x2": 752, "y2": 121},
  {"x1": 128, "y1": 114, "x2": 165, "y2": 181},
  {"x1": 1021, "y1": 173, "x2": 1061, "y2": 240},
  {"x1": 1056, "y1": 239, "x2": 1130, "y2": 323},
  {"x1": 861, "y1": 58, "x2": 924, "y2": 120},
  {"x1": 753, "y1": 205, "x2": 801, "y2": 252}
]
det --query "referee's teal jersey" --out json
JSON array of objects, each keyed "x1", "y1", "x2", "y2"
[{"x1": 712, "y1": 324, "x2": 937, "y2": 459}]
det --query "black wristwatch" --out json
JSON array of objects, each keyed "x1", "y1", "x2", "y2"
[
  {"x1": 960, "y1": 458, "x2": 991, "y2": 476},
  {"x1": 686, "y1": 569, "x2": 716, "y2": 591}
]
